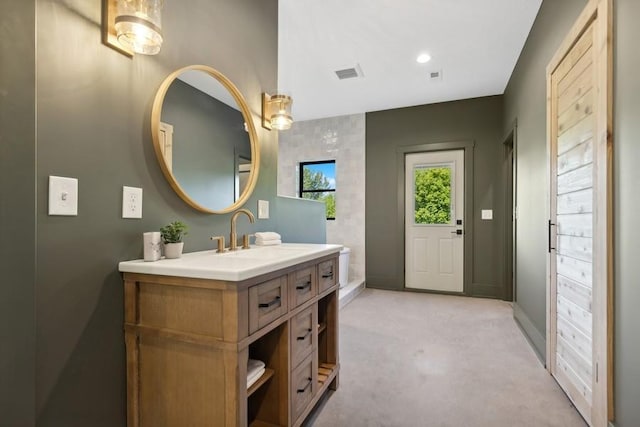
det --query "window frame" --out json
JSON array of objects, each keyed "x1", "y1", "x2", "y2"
[{"x1": 299, "y1": 160, "x2": 336, "y2": 220}]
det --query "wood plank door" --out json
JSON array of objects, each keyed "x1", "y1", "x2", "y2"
[
  {"x1": 405, "y1": 150, "x2": 464, "y2": 292},
  {"x1": 546, "y1": 0, "x2": 612, "y2": 425}
]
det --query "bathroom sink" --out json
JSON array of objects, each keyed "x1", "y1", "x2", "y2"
[
  {"x1": 220, "y1": 245, "x2": 304, "y2": 260},
  {"x1": 119, "y1": 243, "x2": 342, "y2": 281}
]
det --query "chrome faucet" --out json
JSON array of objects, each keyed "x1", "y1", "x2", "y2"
[{"x1": 229, "y1": 208, "x2": 255, "y2": 251}]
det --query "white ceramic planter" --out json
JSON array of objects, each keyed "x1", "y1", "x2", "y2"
[{"x1": 164, "y1": 242, "x2": 184, "y2": 259}]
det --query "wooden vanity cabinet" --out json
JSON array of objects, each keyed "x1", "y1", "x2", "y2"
[{"x1": 122, "y1": 252, "x2": 339, "y2": 427}]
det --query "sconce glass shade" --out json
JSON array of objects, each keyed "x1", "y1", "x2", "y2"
[
  {"x1": 114, "y1": 0, "x2": 163, "y2": 55},
  {"x1": 262, "y1": 94, "x2": 293, "y2": 131},
  {"x1": 271, "y1": 112, "x2": 293, "y2": 130}
]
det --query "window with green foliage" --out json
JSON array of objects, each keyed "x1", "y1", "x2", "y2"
[
  {"x1": 299, "y1": 161, "x2": 336, "y2": 220},
  {"x1": 414, "y1": 166, "x2": 452, "y2": 224}
]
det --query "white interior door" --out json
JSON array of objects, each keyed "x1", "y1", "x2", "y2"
[
  {"x1": 405, "y1": 150, "x2": 464, "y2": 292},
  {"x1": 159, "y1": 121, "x2": 174, "y2": 172}
]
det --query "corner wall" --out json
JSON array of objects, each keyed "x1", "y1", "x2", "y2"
[
  {"x1": 33, "y1": 0, "x2": 281, "y2": 424},
  {"x1": 278, "y1": 114, "x2": 366, "y2": 284},
  {"x1": 505, "y1": 0, "x2": 640, "y2": 424},
  {"x1": 502, "y1": 0, "x2": 587, "y2": 358},
  {"x1": 613, "y1": 0, "x2": 640, "y2": 425},
  {"x1": 0, "y1": 1, "x2": 36, "y2": 426},
  {"x1": 365, "y1": 96, "x2": 505, "y2": 297}
]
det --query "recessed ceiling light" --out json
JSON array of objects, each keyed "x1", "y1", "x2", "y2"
[{"x1": 416, "y1": 53, "x2": 431, "y2": 64}]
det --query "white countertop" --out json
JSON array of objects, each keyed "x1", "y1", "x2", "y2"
[{"x1": 118, "y1": 243, "x2": 342, "y2": 281}]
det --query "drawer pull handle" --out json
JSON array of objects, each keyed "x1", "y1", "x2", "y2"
[
  {"x1": 322, "y1": 273, "x2": 333, "y2": 279},
  {"x1": 296, "y1": 281, "x2": 312, "y2": 291},
  {"x1": 297, "y1": 377, "x2": 312, "y2": 393},
  {"x1": 259, "y1": 296, "x2": 281, "y2": 308},
  {"x1": 297, "y1": 328, "x2": 312, "y2": 341}
]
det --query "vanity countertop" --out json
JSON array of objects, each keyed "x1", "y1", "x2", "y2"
[{"x1": 118, "y1": 243, "x2": 342, "y2": 281}]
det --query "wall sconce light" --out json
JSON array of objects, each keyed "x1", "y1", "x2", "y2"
[
  {"x1": 262, "y1": 93, "x2": 293, "y2": 131},
  {"x1": 102, "y1": 0, "x2": 164, "y2": 57}
]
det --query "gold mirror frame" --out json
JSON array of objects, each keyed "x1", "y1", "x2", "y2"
[{"x1": 151, "y1": 65, "x2": 260, "y2": 214}]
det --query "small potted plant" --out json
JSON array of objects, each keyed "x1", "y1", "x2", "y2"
[{"x1": 160, "y1": 220, "x2": 188, "y2": 259}]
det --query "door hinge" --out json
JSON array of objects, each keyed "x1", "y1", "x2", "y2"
[
  {"x1": 596, "y1": 362, "x2": 599, "y2": 382},
  {"x1": 548, "y1": 220, "x2": 556, "y2": 253}
]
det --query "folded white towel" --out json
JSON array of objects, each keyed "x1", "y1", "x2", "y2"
[
  {"x1": 248, "y1": 359, "x2": 266, "y2": 377},
  {"x1": 247, "y1": 359, "x2": 266, "y2": 388},
  {"x1": 255, "y1": 232, "x2": 281, "y2": 241},
  {"x1": 255, "y1": 239, "x2": 282, "y2": 246},
  {"x1": 247, "y1": 368, "x2": 266, "y2": 388}
]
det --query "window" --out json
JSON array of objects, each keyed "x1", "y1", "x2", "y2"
[
  {"x1": 299, "y1": 160, "x2": 336, "y2": 220},
  {"x1": 413, "y1": 165, "x2": 452, "y2": 225}
]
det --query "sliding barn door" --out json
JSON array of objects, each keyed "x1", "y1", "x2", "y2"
[{"x1": 547, "y1": 0, "x2": 612, "y2": 426}]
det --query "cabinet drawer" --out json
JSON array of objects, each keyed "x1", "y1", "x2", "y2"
[
  {"x1": 318, "y1": 259, "x2": 337, "y2": 294},
  {"x1": 291, "y1": 353, "x2": 317, "y2": 422},
  {"x1": 249, "y1": 276, "x2": 288, "y2": 334},
  {"x1": 290, "y1": 305, "x2": 317, "y2": 368},
  {"x1": 289, "y1": 267, "x2": 316, "y2": 309}
]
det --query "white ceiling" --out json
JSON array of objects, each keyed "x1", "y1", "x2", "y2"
[{"x1": 278, "y1": 0, "x2": 542, "y2": 122}]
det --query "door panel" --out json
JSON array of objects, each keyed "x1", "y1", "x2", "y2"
[
  {"x1": 547, "y1": 2, "x2": 613, "y2": 424},
  {"x1": 438, "y1": 239, "x2": 453, "y2": 274},
  {"x1": 550, "y1": 20, "x2": 596, "y2": 423},
  {"x1": 414, "y1": 238, "x2": 429, "y2": 272},
  {"x1": 405, "y1": 150, "x2": 464, "y2": 292}
]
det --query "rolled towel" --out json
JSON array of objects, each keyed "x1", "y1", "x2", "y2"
[
  {"x1": 255, "y1": 239, "x2": 282, "y2": 246},
  {"x1": 255, "y1": 232, "x2": 281, "y2": 242}
]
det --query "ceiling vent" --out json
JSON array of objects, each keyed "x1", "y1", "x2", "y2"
[
  {"x1": 335, "y1": 64, "x2": 364, "y2": 80},
  {"x1": 429, "y1": 70, "x2": 443, "y2": 81}
]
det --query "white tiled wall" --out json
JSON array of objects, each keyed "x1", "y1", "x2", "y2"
[{"x1": 278, "y1": 114, "x2": 366, "y2": 284}]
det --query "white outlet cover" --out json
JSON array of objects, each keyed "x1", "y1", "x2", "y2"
[
  {"x1": 258, "y1": 200, "x2": 269, "y2": 219},
  {"x1": 122, "y1": 186, "x2": 143, "y2": 219},
  {"x1": 481, "y1": 209, "x2": 493, "y2": 220},
  {"x1": 48, "y1": 176, "x2": 78, "y2": 216}
]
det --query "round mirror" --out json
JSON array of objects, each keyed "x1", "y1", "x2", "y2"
[{"x1": 151, "y1": 65, "x2": 260, "y2": 213}]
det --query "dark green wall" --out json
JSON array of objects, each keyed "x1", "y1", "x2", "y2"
[
  {"x1": 366, "y1": 96, "x2": 505, "y2": 298},
  {"x1": 32, "y1": 0, "x2": 282, "y2": 424},
  {"x1": 0, "y1": 1, "x2": 36, "y2": 426},
  {"x1": 162, "y1": 79, "x2": 248, "y2": 210},
  {"x1": 502, "y1": 0, "x2": 587, "y2": 358},
  {"x1": 613, "y1": 1, "x2": 640, "y2": 425},
  {"x1": 505, "y1": 0, "x2": 640, "y2": 425}
]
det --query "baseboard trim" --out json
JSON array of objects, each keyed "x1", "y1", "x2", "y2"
[
  {"x1": 513, "y1": 303, "x2": 546, "y2": 365},
  {"x1": 470, "y1": 282, "x2": 504, "y2": 299},
  {"x1": 339, "y1": 280, "x2": 365, "y2": 309}
]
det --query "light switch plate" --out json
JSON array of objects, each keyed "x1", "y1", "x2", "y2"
[
  {"x1": 481, "y1": 209, "x2": 493, "y2": 220},
  {"x1": 48, "y1": 176, "x2": 78, "y2": 216},
  {"x1": 258, "y1": 200, "x2": 269, "y2": 219},
  {"x1": 122, "y1": 186, "x2": 143, "y2": 219}
]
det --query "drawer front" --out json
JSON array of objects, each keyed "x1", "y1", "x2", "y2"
[
  {"x1": 318, "y1": 259, "x2": 337, "y2": 294},
  {"x1": 289, "y1": 267, "x2": 316, "y2": 309},
  {"x1": 290, "y1": 305, "x2": 317, "y2": 367},
  {"x1": 249, "y1": 275, "x2": 288, "y2": 334},
  {"x1": 291, "y1": 353, "x2": 317, "y2": 422}
]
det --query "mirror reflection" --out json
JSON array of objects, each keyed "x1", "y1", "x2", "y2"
[{"x1": 151, "y1": 65, "x2": 259, "y2": 213}]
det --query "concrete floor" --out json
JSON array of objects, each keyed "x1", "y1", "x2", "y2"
[{"x1": 305, "y1": 289, "x2": 586, "y2": 427}]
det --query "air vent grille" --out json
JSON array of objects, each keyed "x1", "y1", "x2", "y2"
[
  {"x1": 429, "y1": 70, "x2": 443, "y2": 81},
  {"x1": 335, "y1": 64, "x2": 363, "y2": 80},
  {"x1": 335, "y1": 68, "x2": 359, "y2": 80}
]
